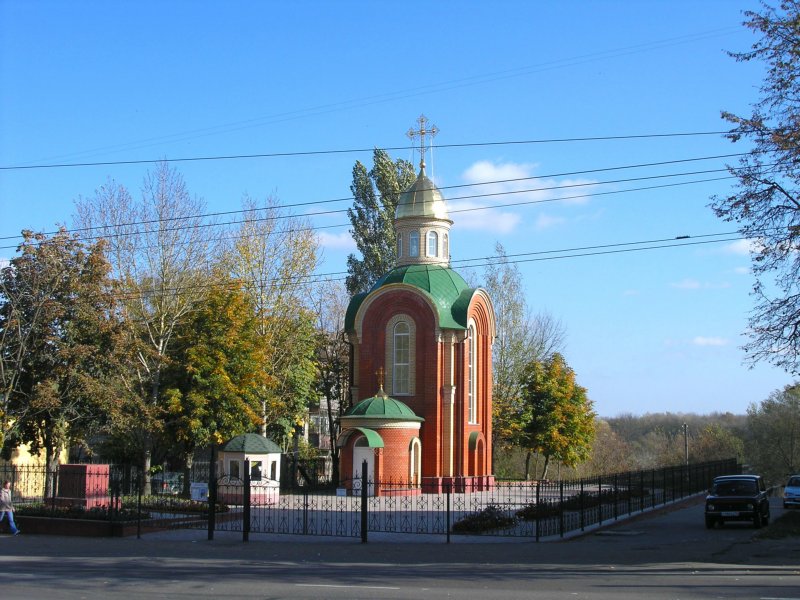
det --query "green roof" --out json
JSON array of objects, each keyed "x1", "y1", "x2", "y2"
[
  {"x1": 343, "y1": 392, "x2": 424, "y2": 422},
  {"x1": 345, "y1": 264, "x2": 477, "y2": 331},
  {"x1": 222, "y1": 433, "x2": 281, "y2": 454}
]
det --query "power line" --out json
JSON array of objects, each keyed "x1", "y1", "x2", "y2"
[
  {"x1": 104, "y1": 231, "x2": 748, "y2": 302},
  {"x1": 0, "y1": 131, "x2": 737, "y2": 172},
  {"x1": 0, "y1": 170, "x2": 739, "y2": 252},
  {"x1": 0, "y1": 151, "x2": 752, "y2": 244}
]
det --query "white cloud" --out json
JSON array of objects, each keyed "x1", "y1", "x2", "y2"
[
  {"x1": 671, "y1": 278, "x2": 702, "y2": 290},
  {"x1": 723, "y1": 239, "x2": 757, "y2": 256},
  {"x1": 455, "y1": 160, "x2": 599, "y2": 233},
  {"x1": 622, "y1": 289, "x2": 640, "y2": 296},
  {"x1": 733, "y1": 266, "x2": 750, "y2": 275},
  {"x1": 670, "y1": 278, "x2": 730, "y2": 290},
  {"x1": 448, "y1": 198, "x2": 521, "y2": 233},
  {"x1": 317, "y1": 231, "x2": 356, "y2": 251},
  {"x1": 0, "y1": 258, "x2": 9, "y2": 269},
  {"x1": 692, "y1": 336, "x2": 729, "y2": 347}
]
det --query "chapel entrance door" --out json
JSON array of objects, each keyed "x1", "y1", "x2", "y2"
[{"x1": 352, "y1": 443, "x2": 375, "y2": 497}]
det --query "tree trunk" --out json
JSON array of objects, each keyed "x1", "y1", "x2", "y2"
[
  {"x1": 143, "y1": 444, "x2": 152, "y2": 496},
  {"x1": 182, "y1": 450, "x2": 193, "y2": 497},
  {"x1": 524, "y1": 450, "x2": 532, "y2": 481},
  {"x1": 541, "y1": 454, "x2": 551, "y2": 480},
  {"x1": 44, "y1": 432, "x2": 59, "y2": 498}
]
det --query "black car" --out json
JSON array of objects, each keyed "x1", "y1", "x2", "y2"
[{"x1": 705, "y1": 474, "x2": 770, "y2": 528}]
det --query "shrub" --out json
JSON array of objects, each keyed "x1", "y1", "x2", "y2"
[
  {"x1": 16, "y1": 503, "x2": 146, "y2": 521},
  {"x1": 452, "y1": 504, "x2": 515, "y2": 533}
]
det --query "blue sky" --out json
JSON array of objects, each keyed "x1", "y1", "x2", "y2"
[{"x1": 1, "y1": 0, "x2": 793, "y2": 417}]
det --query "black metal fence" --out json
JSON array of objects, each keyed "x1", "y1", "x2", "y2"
[{"x1": 1, "y1": 458, "x2": 739, "y2": 542}]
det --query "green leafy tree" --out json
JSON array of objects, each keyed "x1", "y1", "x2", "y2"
[
  {"x1": 162, "y1": 273, "x2": 269, "y2": 493},
  {"x1": 0, "y1": 229, "x2": 124, "y2": 490},
  {"x1": 226, "y1": 195, "x2": 320, "y2": 447},
  {"x1": 75, "y1": 162, "x2": 214, "y2": 493},
  {"x1": 746, "y1": 383, "x2": 800, "y2": 481},
  {"x1": 691, "y1": 424, "x2": 744, "y2": 464},
  {"x1": 346, "y1": 149, "x2": 415, "y2": 294},
  {"x1": 482, "y1": 243, "x2": 566, "y2": 453},
  {"x1": 311, "y1": 279, "x2": 351, "y2": 482},
  {"x1": 575, "y1": 419, "x2": 634, "y2": 476},
  {"x1": 518, "y1": 353, "x2": 595, "y2": 479},
  {"x1": 711, "y1": 1, "x2": 800, "y2": 372}
]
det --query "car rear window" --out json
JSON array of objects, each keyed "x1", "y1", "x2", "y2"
[{"x1": 788, "y1": 477, "x2": 800, "y2": 487}]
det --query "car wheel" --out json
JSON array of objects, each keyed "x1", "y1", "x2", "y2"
[
  {"x1": 784, "y1": 502, "x2": 789, "y2": 509},
  {"x1": 753, "y1": 512, "x2": 762, "y2": 528},
  {"x1": 705, "y1": 516, "x2": 715, "y2": 529}
]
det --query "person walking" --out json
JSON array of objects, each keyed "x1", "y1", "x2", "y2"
[{"x1": 0, "y1": 480, "x2": 20, "y2": 535}]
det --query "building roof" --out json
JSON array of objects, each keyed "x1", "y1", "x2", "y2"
[
  {"x1": 222, "y1": 433, "x2": 281, "y2": 454},
  {"x1": 343, "y1": 391, "x2": 424, "y2": 422},
  {"x1": 345, "y1": 264, "x2": 478, "y2": 331},
  {"x1": 395, "y1": 167, "x2": 450, "y2": 221}
]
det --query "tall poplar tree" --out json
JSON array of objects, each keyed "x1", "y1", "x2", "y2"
[{"x1": 346, "y1": 149, "x2": 415, "y2": 295}]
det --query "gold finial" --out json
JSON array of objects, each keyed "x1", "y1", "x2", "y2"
[
  {"x1": 406, "y1": 114, "x2": 438, "y2": 170},
  {"x1": 376, "y1": 366, "x2": 386, "y2": 397}
]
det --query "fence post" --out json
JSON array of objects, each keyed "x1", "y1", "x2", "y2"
[
  {"x1": 446, "y1": 482, "x2": 451, "y2": 544},
  {"x1": 651, "y1": 469, "x2": 656, "y2": 508},
  {"x1": 208, "y1": 444, "x2": 217, "y2": 541},
  {"x1": 627, "y1": 471, "x2": 632, "y2": 516},
  {"x1": 535, "y1": 480, "x2": 541, "y2": 542},
  {"x1": 579, "y1": 478, "x2": 585, "y2": 531},
  {"x1": 360, "y1": 459, "x2": 368, "y2": 544},
  {"x1": 303, "y1": 489, "x2": 309, "y2": 535},
  {"x1": 136, "y1": 468, "x2": 142, "y2": 540},
  {"x1": 243, "y1": 459, "x2": 251, "y2": 543},
  {"x1": 559, "y1": 479, "x2": 564, "y2": 538},
  {"x1": 598, "y1": 475, "x2": 603, "y2": 526},
  {"x1": 613, "y1": 473, "x2": 619, "y2": 520},
  {"x1": 50, "y1": 465, "x2": 59, "y2": 516}
]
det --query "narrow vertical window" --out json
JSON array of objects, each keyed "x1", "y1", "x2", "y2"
[
  {"x1": 393, "y1": 321, "x2": 410, "y2": 394},
  {"x1": 427, "y1": 231, "x2": 438, "y2": 257},
  {"x1": 409, "y1": 231, "x2": 419, "y2": 257},
  {"x1": 468, "y1": 324, "x2": 477, "y2": 423},
  {"x1": 397, "y1": 234, "x2": 403, "y2": 258}
]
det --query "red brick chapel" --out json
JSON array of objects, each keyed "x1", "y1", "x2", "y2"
[{"x1": 338, "y1": 119, "x2": 496, "y2": 495}]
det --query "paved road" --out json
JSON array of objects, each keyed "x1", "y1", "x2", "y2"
[{"x1": 0, "y1": 496, "x2": 798, "y2": 599}]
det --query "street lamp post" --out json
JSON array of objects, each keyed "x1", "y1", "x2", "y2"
[{"x1": 682, "y1": 423, "x2": 689, "y2": 466}]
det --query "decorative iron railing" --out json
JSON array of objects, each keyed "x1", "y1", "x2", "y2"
[{"x1": 1, "y1": 458, "x2": 740, "y2": 542}]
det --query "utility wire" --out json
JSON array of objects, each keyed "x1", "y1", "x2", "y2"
[
  {"x1": 0, "y1": 170, "x2": 740, "y2": 252},
  {"x1": 104, "y1": 232, "x2": 747, "y2": 302},
  {"x1": 0, "y1": 151, "x2": 754, "y2": 244},
  {"x1": 0, "y1": 131, "x2": 738, "y2": 172}
]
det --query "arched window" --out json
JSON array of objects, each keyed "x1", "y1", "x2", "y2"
[
  {"x1": 409, "y1": 231, "x2": 419, "y2": 257},
  {"x1": 427, "y1": 231, "x2": 438, "y2": 257},
  {"x1": 393, "y1": 321, "x2": 410, "y2": 394},
  {"x1": 397, "y1": 234, "x2": 403, "y2": 258},
  {"x1": 467, "y1": 324, "x2": 477, "y2": 424}
]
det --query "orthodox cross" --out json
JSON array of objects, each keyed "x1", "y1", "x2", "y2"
[
  {"x1": 406, "y1": 114, "x2": 438, "y2": 168},
  {"x1": 376, "y1": 366, "x2": 385, "y2": 390}
]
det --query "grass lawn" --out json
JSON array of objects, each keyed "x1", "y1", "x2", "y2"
[{"x1": 757, "y1": 510, "x2": 800, "y2": 539}]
